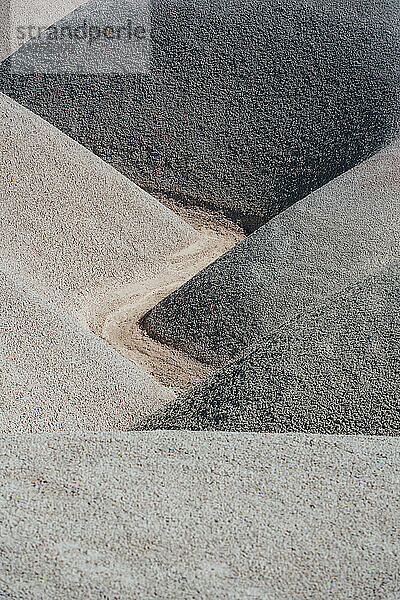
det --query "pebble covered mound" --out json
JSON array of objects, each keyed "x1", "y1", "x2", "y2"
[
  {"x1": 139, "y1": 261, "x2": 400, "y2": 434},
  {"x1": 0, "y1": 0, "x2": 398, "y2": 232},
  {"x1": 142, "y1": 143, "x2": 400, "y2": 366}
]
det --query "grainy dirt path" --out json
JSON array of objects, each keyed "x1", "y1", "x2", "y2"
[{"x1": 77, "y1": 200, "x2": 245, "y2": 391}]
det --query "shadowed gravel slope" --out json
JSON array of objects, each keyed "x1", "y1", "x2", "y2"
[
  {"x1": 142, "y1": 144, "x2": 400, "y2": 366},
  {"x1": 139, "y1": 262, "x2": 400, "y2": 434},
  {"x1": 0, "y1": 431, "x2": 399, "y2": 599},
  {"x1": 0, "y1": 267, "x2": 174, "y2": 432},
  {"x1": 0, "y1": 0, "x2": 398, "y2": 231}
]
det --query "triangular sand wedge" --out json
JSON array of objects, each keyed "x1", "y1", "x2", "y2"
[
  {"x1": 0, "y1": 266, "x2": 174, "y2": 433},
  {"x1": 0, "y1": 91, "x2": 198, "y2": 325}
]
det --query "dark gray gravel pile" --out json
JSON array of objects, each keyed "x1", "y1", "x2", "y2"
[
  {"x1": 139, "y1": 261, "x2": 400, "y2": 434},
  {"x1": 142, "y1": 144, "x2": 400, "y2": 366},
  {"x1": 0, "y1": 0, "x2": 398, "y2": 232}
]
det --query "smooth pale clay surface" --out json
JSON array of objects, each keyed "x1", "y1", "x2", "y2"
[
  {"x1": 0, "y1": 91, "x2": 198, "y2": 323},
  {"x1": 142, "y1": 143, "x2": 400, "y2": 366},
  {"x1": 0, "y1": 267, "x2": 174, "y2": 433},
  {"x1": 0, "y1": 0, "x2": 84, "y2": 61},
  {"x1": 0, "y1": 431, "x2": 399, "y2": 600},
  {"x1": 140, "y1": 262, "x2": 400, "y2": 435},
  {"x1": 0, "y1": 0, "x2": 398, "y2": 231}
]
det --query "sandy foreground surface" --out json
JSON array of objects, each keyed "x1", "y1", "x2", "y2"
[{"x1": 0, "y1": 431, "x2": 399, "y2": 600}]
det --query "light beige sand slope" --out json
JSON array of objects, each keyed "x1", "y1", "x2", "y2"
[
  {"x1": 0, "y1": 267, "x2": 174, "y2": 433},
  {"x1": 0, "y1": 0, "x2": 84, "y2": 62},
  {"x1": 0, "y1": 431, "x2": 398, "y2": 599},
  {"x1": 0, "y1": 92, "x2": 243, "y2": 388},
  {"x1": 0, "y1": 91, "x2": 198, "y2": 321}
]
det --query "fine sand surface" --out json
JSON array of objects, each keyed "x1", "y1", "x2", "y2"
[
  {"x1": 140, "y1": 262, "x2": 400, "y2": 435},
  {"x1": 0, "y1": 0, "x2": 84, "y2": 62},
  {"x1": 0, "y1": 0, "x2": 398, "y2": 231},
  {"x1": 0, "y1": 431, "x2": 399, "y2": 600},
  {"x1": 142, "y1": 143, "x2": 400, "y2": 366},
  {"x1": 0, "y1": 92, "x2": 244, "y2": 389},
  {"x1": 0, "y1": 91, "x2": 197, "y2": 315},
  {"x1": 0, "y1": 267, "x2": 174, "y2": 433}
]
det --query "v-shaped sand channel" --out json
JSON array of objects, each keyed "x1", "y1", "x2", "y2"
[{"x1": 79, "y1": 200, "x2": 245, "y2": 392}]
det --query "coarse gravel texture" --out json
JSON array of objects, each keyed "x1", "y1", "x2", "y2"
[
  {"x1": 0, "y1": 267, "x2": 174, "y2": 433},
  {"x1": 0, "y1": 0, "x2": 398, "y2": 232},
  {"x1": 0, "y1": 431, "x2": 399, "y2": 600},
  {"x1": 0, "y1": 3, "x2": 399, "y2": 597},
  {"x1": 142, "y1": 142, "x2": 400, "y2": 366},
  {"x1": 0, "y1": 0, "x2": 84, "y2": 61},
  {"x1": 139, "y1": 261, "x2": 400, "y2": 434},
  {"x1": 0, "y1": 91, "x2": 198, "y2": 320}
]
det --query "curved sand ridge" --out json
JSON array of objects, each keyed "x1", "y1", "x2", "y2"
[
  {"x1": 0, "y1": 431, "x2": 399, "y2": 600},
  {"x1": 142, "y1": 143, "x2": 400, "y2": 366},
  {"x1": 94, "y1": 201, "x2": 244, "y2": 390},
  {"x1": 0, "y1": 0, "x2": 398, "y2": 232},
  {"x1": 140, "y1": 262, "x2": 400, "y2": 435},
  {"x1": 0, "y1": 267, "x2": 174, "y2": 433}
]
